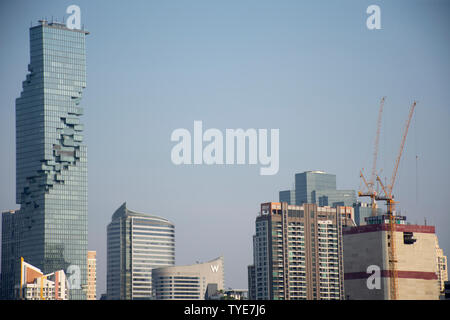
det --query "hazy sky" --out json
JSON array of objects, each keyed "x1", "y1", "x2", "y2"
[{"x1": 1, "y1": 0, "x2": 449, "y2": 297}]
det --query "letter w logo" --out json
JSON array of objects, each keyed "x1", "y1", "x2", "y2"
[{"x1": 210, "y1": 264, "x2": 219, "y2": 273}]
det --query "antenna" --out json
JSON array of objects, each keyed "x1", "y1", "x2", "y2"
[{"x1": 415, "y1": 106, "x2": 419, "y2": 205}]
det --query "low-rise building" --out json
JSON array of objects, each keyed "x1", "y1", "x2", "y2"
[
  {"x1": 152, "y1": 256, "x2": 224, "y2": 300},
  {"x1": 20, "y1": 258, "x2": 69, "y2": 300}
]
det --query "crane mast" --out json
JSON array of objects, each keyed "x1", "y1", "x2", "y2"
[
  {"x1": 370, "y1": 96, "x2": 385, "y2": 190},
  {"x1": 376, "y1": 100, "x2": 417, "y2": 300},
  {"x1": 358, "y1": 97, "x2": 385, "y2": 217}
]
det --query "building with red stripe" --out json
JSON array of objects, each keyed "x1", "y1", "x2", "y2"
[{"x1": 343, "y1": 220, "x2": 444, "y2": 300}]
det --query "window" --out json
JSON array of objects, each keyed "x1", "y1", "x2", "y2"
[{"x1": 403, "y1": 232, "x2": 416, "y2": 245}]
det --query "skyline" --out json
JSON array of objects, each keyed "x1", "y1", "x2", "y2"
[{"x1": 1, "y1": 0, "x2": 449, "y2": 298}]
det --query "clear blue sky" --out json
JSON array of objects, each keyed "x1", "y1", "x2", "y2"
[{"x1": 1, "y1": 0, "x2": 449, "y2": 297}]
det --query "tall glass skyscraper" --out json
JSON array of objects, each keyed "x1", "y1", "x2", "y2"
[
  {"x1": 1, "y1": 20, "x2": 89, "y2": 299},
  {"x1": 107, "y1": 203, "x2": 175, "y2": 300}
]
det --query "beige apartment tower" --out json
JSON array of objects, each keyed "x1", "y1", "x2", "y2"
[
  {"x1": 87, "y1": 251, "x2": 96, "y2": 300},
  {"x1": 248, "y1": 202, "x2": 355, "y2": 300}
]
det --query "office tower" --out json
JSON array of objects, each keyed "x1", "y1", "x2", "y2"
[
  {"x1": 352, "y1": 202, "x2": 383, "y2": 226},
  {"x1": 20, "y1": 259, "x2": 69, "y2": 300},
  {"x1": 1, "y1": 20, "x2": 89, "y2": 299},
  {"x1": 152, "y1": 257, "x2": 224, "y2": 300},
  {"x1": 279, "y1": 190, "x2": 295, "y2": 205},
  {"x1": 279, "y1": 171, "x2": 356, "y2": 207},
  {"x1": 343, "y1": 216, "x2": 441, "y2": 299},
  {"x1": 87, "y1": 251, "x2": 97, "y2": 300},
  {"x1": 1, "y1": 210, "x2": 20, "y2": 299},
  {"x1": 248, "y1": 202, "x2": 354, "y2": 300},
  {"x1": 106, "y1": 202, "x2": 175, "y2": 300}
]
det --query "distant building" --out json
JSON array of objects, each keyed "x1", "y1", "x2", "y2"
[
  {"x1": 353, "y1": 202, "x2": 384, "y2": 226},
  {"x1": 206, "y1": 286, "x2": 248, "y2": 300},
  {"x1": 20, "y1": 258, "x2": 69, "y2": 300},
  {"x1": 343, "y1": 217, "x2": 441, "y2": 300},
  {"x1": 442, "y1": 281, "x2": 450, "y2": 300},
  {"x1": 106, "y1": 202, "x2": 175, "y2": 300},
  {"x1": 152, "y1": 257, "x2": 224, "y2": 300},
  {"x1": 248, "y1": 202, "x2": 354, "y2": 300},
  {"x1": 436, "y1": 240, "x2": 448, "y2": 294},
  {"x1": 247, "y1": 265, "x2": 256, "y2": 300},
  {"x1": 1, "y1": 210, "x2": 19, "y2": 299},
  {"x1": 87, "y1": 251, "x2": 97, "y2": 300},
  {"x1": 280, "y1": 171, "x2": 356, "y2": 207},
  {"x1": 279, "y1": 190, "x2": 296, "y2": 206},
  {"x1": 224, "y1": 289, "x2": 248, "y2": 300},
  {"x1": 364, "y1": 214, "x2": 407, "y2": 226}
]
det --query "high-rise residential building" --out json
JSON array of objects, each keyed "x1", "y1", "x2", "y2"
[
  {"x1": 87, "y1": 251, "x2": 97, "y2": 300},
  {"x1": 106, "y1": 202, "x2": 175, "y2": 300},
  {"x1": 343, "y1": 217, "x2": 441, "y2": 300},
  {"x1": 1, "y1": 20, "x2": 89, "y2": 300},
  {"x1": 279, "y1": 171, "x2": 356, "y2": 208},
  {"x1": 152, "y1": 257, "x2": 224, "y2": 300},
  {"x1": 248, "y1": 202, "x2": 354, "y2": 300}
]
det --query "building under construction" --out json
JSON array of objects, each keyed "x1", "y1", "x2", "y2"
[
  {"x1": 347, "y1": 98, "x2": 446, "y2": 299},
  {"x1": 343, "y1": 216, "x2": 442, "y2": 300}
]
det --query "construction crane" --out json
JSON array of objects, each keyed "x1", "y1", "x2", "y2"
[
  {"x1": 358, "y1": 97, "x2": 385, "y2": 216},
  {"x1": 376, "y1": 101, "x2": 417, "y2": 214},
  {"x1": 376, "y1": 100, "x2": 417, "y2": 300}
]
